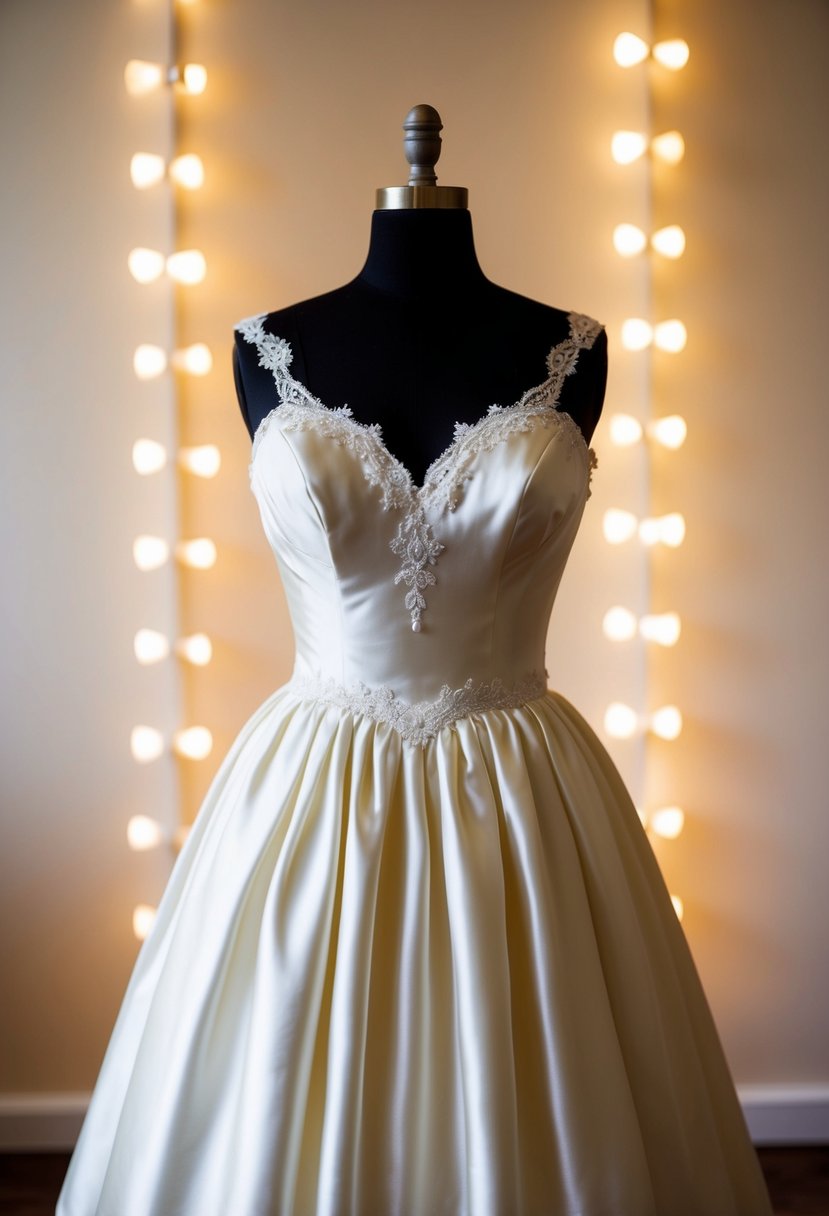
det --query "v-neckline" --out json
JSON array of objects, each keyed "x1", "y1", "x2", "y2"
[{"x1": 241, "y1": 310, "x2": 598, "y2": 503}]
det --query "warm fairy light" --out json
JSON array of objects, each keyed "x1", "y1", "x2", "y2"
[
  {"x1": 130, "y1": 726, "x2": 164, "y2": 762},
  {"x1": 613, "y1": 223, "x2": 647, "y2": 257},
  {"x1": 124, "y1": 60, "x2": 164, "y2": 95},
  {"x1": 173, "y1": 726, "x2": 213, "y2": 760},
  {"x1": 613, "y1": 32, "x2": 649, "y2": 67},
  {"x1": 128, "y1": 247, "x2": 165, "y2": 283},
  {"x1": 611, "y1": 131, "x2": 648, "y2": 165},
  {"x1": 133, "y1": 904, "x2": 157, "y2": 940},
  {"x1": 134, "y1": 629, "x2": 171, "y2": 665},
  {"x1": 651, "y1": 225, "x2": 686, "y2": 258},
  {"x1": 132, "y1": 439, "x2": 167, "y2": 475},
  {"x1": 166, "y1": 250, "x2": 207, "y2": 284},
  {"x1": 127, "y1": 814, "x2": 165, "y2": 850},
  {"x1": 639, "y1": 512, "x2": 686, "y2": 547},
  {"x1": 639, "y1": 612, "x2": 682, "y2": 646},
  {"x1": 670, "y1": 894, "x2": 684, "y2": 920},
  {"x1": 653, "y1": 39, "x2": 690, "y2": 70},
  {"x1": 175, "y1": 538, "x2": 217, "y2": 569},
  {"x1": 647, "y1": 415, "x2": 687, "y2": 449},
  {"x1": 178, "y1": 445, "x2": 221, "y2": 478},
  {"x1": 609, "y1": 414, "x2": 643, "y2": 446},
  {"x1": 167, "y1": 63, "x2": 208, "y2": 94},
  {"x1": 651, "y1": 130, "x2": 685, "y2": 164},
  {"x1": 650, "y1": 705, "x2": 683, "y2": 739},
  {"x1": 134, "y1": 344, "x2": 168, "y2": 379},
  {"x1": 650, "y1": 806, "x2": 686, "y2": 838},
  {"x1": 169, "y1": 153, "x2": 205, "y2": 189},
  {"x1": 621, "y1": 318, "x2": 653, "y2": 351},
  {"x1": 130, "y1": 153, "x2": 166, "y2": 188},
  {"x1": 603, "y1": 606, "x2": 637, "y2": 641},
  {"x1": 171, "y1": 343, "x2": 213, "y2": 374},
  {"x1": 133, "y1": 535, "x2": 170, "y2": 571},
  {"x1": 654, "y1": 319, "x2": 687, "y2": 352},
  {"x1": 603, "y1": 608, "x2": 681, "y2": 646},
  {"x1": 175, "y1": 633, "x2": 213, "y2": 665},
  {"x1": 605, "y1": 702, "x2": 639, "y2": 739},
  {"x1": 603, "y1": 509, "x2": 639, "y2": 544}
]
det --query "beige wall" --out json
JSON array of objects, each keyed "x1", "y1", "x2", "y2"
[{"x1": 1, "y1": 0, "x2": 826, "y2": 1145}]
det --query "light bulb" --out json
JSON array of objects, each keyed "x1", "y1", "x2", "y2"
[
  {"x1": 613, "y1": 32, "x2": 649, "y2": 67},
  {"x1": 638, "y1": 513, "x2": 686, "y2": 547},
  {"x1": 134, "y1": 344, "x2": 167, "y2": 379},
  {"x1": 621, "y1": 318, "x2": 653, "y2": 351},
  {"x1": 134, "y1": 628, "x2": 170, "y2": 664},
  {"x1": 132, "y1": 439, "x2": 167, "y2": 475},
  {"x1": 651, "y1": 130, "x2": 685, "y2": 164},
  {"x1": 653, "y1": 39, "x2": 690, "y2": 70},
  {"x1": 670, "y1": 894, "x2": 684, "y2": 921},
  {"x1": 650, "y1": 806, "x2": 685, "y2": 838},
  {"x1": 166, "y1": 250, "x2": 206, "y2": 284},
  {"x1": 169, "y1": 63, "x2": 208, "y2": 94},
  {"x1": 169, "y1": 153, "x2": 204, "y2": 189},
  {"x1": 130, "y1": 726, "x2": 164, "y2": 762},
  {"x1": 127, "y1": 814, "x2": 165, "y2": 850},
  {"x1": 611, "y1": 131, "x2": 648, "y2": 165},
  {"x1": 654, "y1": 319, "x2": 687, "y2": 352},
  {"x1": 133, "y1": 535, "x2": 170, "y2": 571},
  {"x1": 175, "y1": 633, "x2": 213, "y2": 665},
  {"x1": 130, "y1": 153, "x2": 165, "y2": 188},
  {"x1": 603, "y1": 508, "x2": 638, "y2": 544},
  {"x1": 178, "y1": 446, "x2": 221, "y2": 478},
  {"x1": 651, "y1": 225, "x2": 686, "y2": 258},
  {"x1": 124, "y1": 60, "x2": 163, "y2": 95},
  {"x1": 176, "y1": 538, "x2": 217, "y2": 569},
  {"x1": 647, "y1": 414, "x2": 687, "y2": 449},
  {"x1": 170, "y1": 343, "x2": 212, "y2": 374},
  {"x1": 605, "y1": 702, "x2": 639, "y2": 739},
  {"x1": 613, "y1": 223, "x2": 647, "y2": 257},
  {"x1": 173, "y1": 726, "x2": 213, "y2": 760},
  {"x1": 639, "y1": 612, "x2": 681, "y2": 646},
  {"x1": 609, "y1": 414, "x2": 643, "y2": 446},
  {"x1": 603, "y1": 606, "x2": 637, "y2": 641},
  {"x1": 651, "y1": 705, "x2": 683, "y2": 739},
  {"x1": 133, "y1": 904, "x2": 157, "y2": 940},
  {"x1": 128, "y1": 247, "x2": 165, "y2": 284}
]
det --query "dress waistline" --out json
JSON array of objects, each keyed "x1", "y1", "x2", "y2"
[{"x1": 285, "y1": 668, "x2": 549, "y2": 747}]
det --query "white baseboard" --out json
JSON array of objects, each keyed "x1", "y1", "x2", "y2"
[
  {"x1": 738, "y1": 1084, "x2": 829, "y2": 1145},
  {"x1": 0, "y1": 1085, "x2": 827, "y2": 1152}
]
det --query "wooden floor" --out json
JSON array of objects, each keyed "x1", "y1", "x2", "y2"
[{"x1": 0, "y1": 1146, "x2": 826, "y2": 1215}]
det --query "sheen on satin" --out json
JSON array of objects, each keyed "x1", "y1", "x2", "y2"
[{"x1": 57, "y1": 335, "x2": 773, "y2": 1215}]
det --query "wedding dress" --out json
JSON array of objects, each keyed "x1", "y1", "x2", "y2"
[{"x1": 56, "y1": 308, "x2": 774, "y2": 1215}]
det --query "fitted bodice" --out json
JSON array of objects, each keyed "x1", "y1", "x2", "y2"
[{"x1": 238, "y1": 310, "x2": 602, "y2": 740}]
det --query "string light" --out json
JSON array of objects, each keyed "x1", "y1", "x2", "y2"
[
  {"x1": 611, "y1": 129, "x2": 685, "y2": 166},
  {"x1": 124, "y1": 60, "x2": 208, "y2": 97},
  {"x1": 603, "y1": 703, "x2": 683, "y2": 740},
  {"x1": 173, "y1": 726, "x2": 214, "y2": 760},
  {"x1": 607, "y1": 413, "x2": 687, "y2": 449},
  {"x1": 612, "y1": 33, "x2": 690, "y2": 70}
]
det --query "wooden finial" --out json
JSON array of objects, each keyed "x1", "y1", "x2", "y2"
[{"x1": 375, "y1": 103, "x2": 468, "y2": 210}]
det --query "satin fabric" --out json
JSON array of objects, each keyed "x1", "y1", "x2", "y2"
[{"x1": 57, "y1": 392, "x2": 774, "y2": 1215}]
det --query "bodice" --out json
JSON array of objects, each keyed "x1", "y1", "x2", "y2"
[{"x1": 237, "y1": 309, "x2": 603, "y2": 743}]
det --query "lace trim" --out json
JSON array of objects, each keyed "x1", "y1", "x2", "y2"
[
  {"x1": 285, "y1": 668, "x2": 549, "y2": 746},
  {"x1": 236, "y1": 310, "x2": 602, "y2": 631}
]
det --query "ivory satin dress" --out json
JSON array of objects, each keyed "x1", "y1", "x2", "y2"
[{"x1": 57, "y1": 309, "x2": 774, "y2": 1215}]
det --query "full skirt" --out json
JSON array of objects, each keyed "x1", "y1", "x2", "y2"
[{"x1": 57, "y1": 686, "x2": 774, "y2": 1216}]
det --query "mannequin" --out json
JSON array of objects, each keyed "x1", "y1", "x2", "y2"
[{"x1": 233, "y1": 106, "x2": 607, "y2": 489}]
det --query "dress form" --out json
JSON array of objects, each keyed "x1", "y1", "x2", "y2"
[{"x1": 233, "y1": 106, "x2": 607, "y2": 488}]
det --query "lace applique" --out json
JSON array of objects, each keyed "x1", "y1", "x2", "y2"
[
  {"x1": 286, "y1": 668, "x2": 549, "y2": 746},
  {"x1": 237, "y1": 309, "x2": 602, "y2": 630}
]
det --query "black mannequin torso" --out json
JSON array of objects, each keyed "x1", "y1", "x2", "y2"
[{"x1": 233, "y1": 208, "x2": 607, "y2": 488}]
